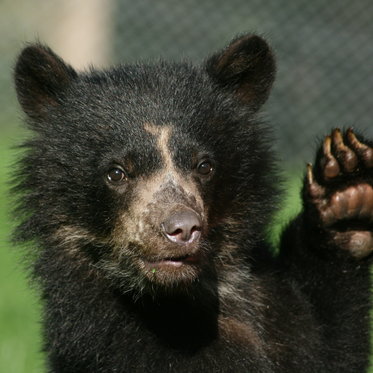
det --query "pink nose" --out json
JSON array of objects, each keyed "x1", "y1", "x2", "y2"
[{"x1": 162, "y1": 210, "x2": 202, "y2": 244}]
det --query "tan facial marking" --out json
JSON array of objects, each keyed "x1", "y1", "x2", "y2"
[
  {"x1": 142, "y1": 122, "x2": 204, "y2": 208},
  {"x1": 111, "y1": 123, "x2": 206, "y2": 251},
  {"x1": 54, "y1": 225, "x2": 98, "y2": 246},
  {"x1": 144, "y1": 122, "x2": 175, "y2": 175},
  {"x1": 53, "y1": 225, "x2": 105, "y2": 260}
]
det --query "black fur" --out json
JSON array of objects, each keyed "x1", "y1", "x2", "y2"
[{"x1": 13, "y1": 35, "x2": 372, "y2": 372}]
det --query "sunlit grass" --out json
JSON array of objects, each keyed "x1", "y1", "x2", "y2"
[{"x1": 0, "y1": 128, "x2": 45, "y2": 373}]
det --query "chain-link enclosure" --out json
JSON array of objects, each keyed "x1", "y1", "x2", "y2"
[{"x1": 1, "y1": 0, "x2": 372, "y2": 162}]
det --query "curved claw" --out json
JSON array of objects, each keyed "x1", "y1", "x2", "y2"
[
  {"x1": 346, "y1": 128, "x2": 373, "y2": 168},
  {"x1": 321, "y1": 135, "x2": 340, "y2": 180},
  {"x1": 306, "y1": 163, "x2": 314, "y2": 185},
  {"x1": 307, "y1": 163, "x2": 325, "y2": 199},
  {"x1": 331, "y1": 128, "x2": 358, "y2": 172}
]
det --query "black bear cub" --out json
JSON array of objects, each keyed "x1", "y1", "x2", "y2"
[{"x1": 14, "y1": 34, "x2": 373, "y2": 372}]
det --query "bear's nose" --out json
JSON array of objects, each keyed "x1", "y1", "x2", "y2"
[{"x1": 162, "y1": 210, "x2": 202, "y2": 244}]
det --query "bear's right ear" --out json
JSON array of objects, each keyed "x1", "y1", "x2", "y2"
[
  {"x1": 14, "y1": 44, "x2": 77, "y2": 119},
  {"x1": 206, "y1": 34, "x2": 276, "y2": 112}
]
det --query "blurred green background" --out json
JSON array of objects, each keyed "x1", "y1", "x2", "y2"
[{"x1": 0, "y1": 0, "x2": 372, "y2": 372}]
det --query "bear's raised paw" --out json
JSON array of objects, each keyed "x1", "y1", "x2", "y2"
[{"x1": 306, "y1": 128, "x2": 373, "y2": 258}]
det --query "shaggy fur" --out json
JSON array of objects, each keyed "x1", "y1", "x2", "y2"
[{"x1": 13, "y1": 34, "x2": 372, "y2": 372}]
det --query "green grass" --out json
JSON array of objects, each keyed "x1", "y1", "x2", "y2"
[
  {"x1": 0, "y1": 128, "x2": 45, "y2": 373},
  {"x1": 0, "y1": 128, "x2": 371, "y2": 372}
]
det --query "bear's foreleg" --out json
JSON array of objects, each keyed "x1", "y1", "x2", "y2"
[{"x1": 278, "y1": 128, "x2": 373, "y2": 372}]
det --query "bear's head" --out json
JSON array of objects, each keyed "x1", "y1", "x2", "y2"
[{"x1": 14, "y1": 35, "x2": 277, "y2": 295}]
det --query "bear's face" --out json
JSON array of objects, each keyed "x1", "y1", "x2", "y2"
[
  {"x1": 14, "y1": 35, "x2": 277, "y2": 293},
  {"x1": 44, "y1": 73, "x2": 231, "y2": 289},
  {"x1": 99, "y1": 121, "x2": 212, "y2": 287}
]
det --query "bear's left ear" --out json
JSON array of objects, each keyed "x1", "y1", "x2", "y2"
[
  {"x1": 14, "y1": 44, "x2": 78, "y2": 120},
  {"x1": 206, "y1": 34, "x2": 276, "y2": 111}
]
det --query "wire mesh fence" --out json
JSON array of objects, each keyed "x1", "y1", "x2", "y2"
[{"x1": 1, "y1": 0, "x2": 372, "y2": 165}]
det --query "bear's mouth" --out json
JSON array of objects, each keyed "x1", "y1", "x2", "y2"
[{"x1": 143, "y1": 253, "x2": 201, "y2": 269}]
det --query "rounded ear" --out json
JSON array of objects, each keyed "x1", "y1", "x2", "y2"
[
  {"x1": 14, "y1": 44, "x2": 77, "y2": 119},
  {"x1": 206, "y1": 34, "x2": 276, "y2": 111}
]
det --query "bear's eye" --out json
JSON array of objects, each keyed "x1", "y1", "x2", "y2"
[
  {"x1": 197, "y1": 160, "x2": 213, "y2": 176},
  {"x1": 107, "y1": 167, "x2": 127, "y2": 183}
]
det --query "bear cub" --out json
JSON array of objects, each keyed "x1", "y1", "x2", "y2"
[{"x1": 13, "y1": 34, "x2": 373, "y2": 372}]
